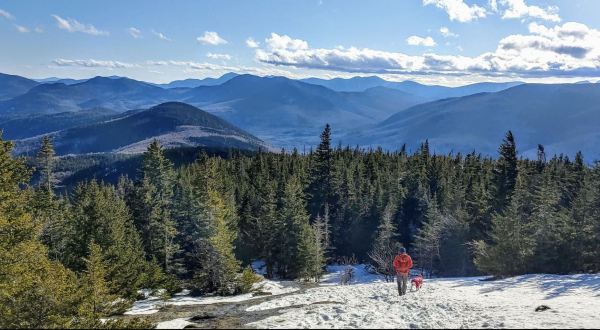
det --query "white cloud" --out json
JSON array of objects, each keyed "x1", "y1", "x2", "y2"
[
  {"x1": 255, "y1": 23, "x2": 600, "y2": 78},
  {"x1": 146, "y1": 60, "x2": 293, "y2": 77},
  {"x1": 197, "y1": 31, "x2": 227, "y2": 45},
  {"x1": 52, "y1": 58, "x2": 136, "y2": 69},
  {"x1": 440, "y1": 26, "x2": 459, "y2": 38},
  {"x1": 0, "y1": 8, "x2": 14, "y2": 20},
  {"x1": 407, "y1": 35, "x2": 437, "y2": 47},
  {"x1": 15, "y1": 25, "x2": 29, "y2": 33},
  {"x1": 266, "y1": 33, "x2": 308, "y2": 50},
  {"x1": 128, "y1": 27, "x2": 142, "y2": 39},
  {"x1": 152, "y1": 30, "x2": 170, "y2": 41},
  {"x1": 206, "y1": 53, "x2": 232, "y2": 60},
  {"x1": 51, "y1": 15, "x2": 109, "y2": 36},
  {"x1": 489, "y1": 0, "x2": 499, "y2": 12},
  {"x1": 34, "y1": 26, "x2": 44, "y2": 33},
  {"x1": 498, "y1": 0, "x2": 561, "y2": 22},
  {"x1": 423, "y1": 0, "x2": 487, "y2": 22},
  {"x1": 246, "y1": 37, "x2": 260, "y2": 48}
]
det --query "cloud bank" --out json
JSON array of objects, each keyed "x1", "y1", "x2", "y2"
[{"x1": 255, "y1": 23, "x2": 600, "y2": 78}]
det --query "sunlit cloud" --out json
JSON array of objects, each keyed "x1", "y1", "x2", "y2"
[
  {"x1": 197, "y1": 31, "x2": 228, "y2": 45},
  {"x1": 52, "y1": 14, "x2": 109, "y2": 36}
]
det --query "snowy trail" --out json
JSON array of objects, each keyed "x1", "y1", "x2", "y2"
[
  {"x1": 127, "y1": 265, "x2": 600, "y2": 329},
  {"x1": 245, "y1": 267, "x2": 600, "y2": 329}
]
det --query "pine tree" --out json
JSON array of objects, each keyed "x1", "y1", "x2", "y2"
[
  {"x1": 473, "y1": 176, "x2": 535, "y2": 276},
  {"x1": 0, "y1": 134, "x2": 80, "y2": 328},
  {"x1": 279, "y1": 176, "x2": 313, "y2": 279},
  {"x1": 368, "y1": 202, "x2": 399, "y2": 282},
  {"x1": 36, "y1": 135, "x2": 56, "y2": 195},
  {"x1": 307, "y1": 212, "x2": 329, "y2": 282},
  {"x1": 492, "y1": 131, "x2": 518, "y2": 214},
  {"x1": 32, "y1": 136, "x2": 69, "y2": 261},
  {"x1": 137, "y1": 140, "x2": 179, "y2": 274},
  {"x1": 193, "y1": 188, "x2": 241, "y2": 295},
  {"x1": 64, "y1": 181, "x2": 151, "y2": 296},
  {"x1": 308, "y1": 124, "x2": 334, "y2": 217},
  {"x1": 78, "y1": 242, "x2": 115, "y2": 319},
  {"x1": 414, "y1": 200, "x2": 443, "y2": 274}
]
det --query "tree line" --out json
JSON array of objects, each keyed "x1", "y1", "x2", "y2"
[{"x1": 1, "y1": 125, "x2": 599, "y2": 328}]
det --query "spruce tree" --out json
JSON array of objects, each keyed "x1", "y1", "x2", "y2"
[
  {"x1": 36, "y1": 135, "x2": 56, "y2": 195},
  {"x1": 368, "y1": 202, "x2": 399, "y2": 281},
  {"x1": 78, "y1": 242, "x2": 115, "y2": 320},
  {"x1": 279, "y1": 176, "x2": 313, "y2": 278},
  {"x1": 0, "y1": 135, "x2": 80, "y2": 328},
  {"x1": 473, "y1": 176, "x2": 535, "y2": 276},
  {"x1": 414, "y1": 200, "x2": 443, "y2": 274},
  {"x1": 137, "y1": 140, "x2": 179, "y2": 274},
  {"x1": 308, "y1": 124, "x2": 334, "y2": 218},
  {"x1": 193, "y1": 188, "x2": 241, "y2": 295},
  {"x1": 492, "y1": 131, "x2": 518, "y2": 214}
]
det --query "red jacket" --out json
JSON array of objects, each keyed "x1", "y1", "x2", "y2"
[{"x1": 393, "y1": 253, "x2": 413, "y2": 275}]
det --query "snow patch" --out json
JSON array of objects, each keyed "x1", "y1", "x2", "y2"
[
  {"x1": 246, "y1": 272, "x2": 600, "y2": 328},
  {"x1": 124, "y1": 279, "x2": 299, "y2": 315},
  {"x1": 155, "y1": 318, "x2": 192, "y2": 329}
]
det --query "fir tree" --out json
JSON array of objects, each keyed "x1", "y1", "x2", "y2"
[
  {"x1": 78, "y1": 242, "x2": 115, "y2": 319},
  {"x1": 137, "y1": 140, "x2": 179, "y2": 274},
  {"x1": 36, "y1": 135, "x2": 56, "y2": 195},
  {"x1": 0, "y1": 134, "x2": 80, "y2": 328},
  {"x1": 368, "y1": 202, "x2": 399, "y2": 282},
  {"x1": 492, "y1": 131, "x2": 518, "y2": 214},
  {"x1": 308, "y1": 124, "x2": 334, "y2": 217},
  {"x1": 473, "y1": 176, "x2": 535, "y2": 276}
]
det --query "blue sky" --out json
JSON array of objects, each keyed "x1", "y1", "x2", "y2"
[{"x1": 1, "y1": 0, "x2": 600, "y2": 85}]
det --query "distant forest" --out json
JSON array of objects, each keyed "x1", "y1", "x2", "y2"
[{"x1": 1, "y1": 126, "x2": 599, "y2": 328}]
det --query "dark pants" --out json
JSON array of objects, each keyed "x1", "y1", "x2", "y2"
[{"x1": 397, "y1": 273, "x2": 408, "y2": 296}]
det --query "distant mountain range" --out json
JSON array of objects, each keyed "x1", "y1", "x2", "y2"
[
  {"x1": 347, "y1": 83, "x2": 600, "y2": 159},
  {"x1": 156, "y1": 72, "x2": 239, "y2": 88},
  {"x1": 2, "y1": 71, "x2": 600, "y2": 158},
  {"x1": 300, "y1": 76, "x2": 523, "y2": 99},
  {"x1": 0, "y1": 74, "x2": 427, "y2": 148},
  {"x1": 13, "y1": 102, "x2": 269, "y2": 155},
  {"x1": 0, "y1": 73, "x2": 39, "y2": 101}
]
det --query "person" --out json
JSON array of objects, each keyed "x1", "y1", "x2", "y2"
[{"x1": 393, "y1": 247, "x2": 413, "y2": 296}]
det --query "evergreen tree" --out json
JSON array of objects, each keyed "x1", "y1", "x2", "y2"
[
  {"x1": 414, "y1": 200, "x2": 443, "y2": 274},
  {"x1": 193, "y1": 189, "x2": 241, "y2": 295},
  {"x1": 492, "y1": 131, "x2": 518, "y2": 214},
  {"x1": 64, "y1": 181, "x2": 151, "y2": 296},
  {"x1": 36, "y1": 135, "x2": 56, "y2": 195},
  {"x1": 0, "y1": 134, "x2": 80, "y2": 328},
  {"x1": 136, "y1": 140, "x2": 179, "y2": 274},
  {"x1": 473, "y1": 176, "x2": 535, "y2": 276},
  {"x1": 277, "y1": 177, "x2": 312, "y2": 278},
  {"x1": 368, "y1": 202, "x2": 399, "y2": 282},
  {"x1": 307, "y1": 212, "x2": 329, "y2": 282},
  {"x1": 78, "y1": 242, "x2": 115, "y2": 319},
  {"x1": 308, "y1": 124, "x2": 334, "y2": 218}
]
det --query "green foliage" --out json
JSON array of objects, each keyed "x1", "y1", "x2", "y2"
[
  {"x1": 0, "y1": 134, "x2": 80, "y2": 328},
  {"x1": 135, "y1": 140, "x2": 180, "y2": 274},
  {"x1": 238, "y1": 266, "x2": 261, "y2": 294},
  {"x1": 36, "y1": 135, "x2": 56, "y2": 195},
  {"x1": 78, "y1": 242, "x2": 116, "y2": 319},
  {"x1": 5, "y1": 125, "x2": 600, "y2": 328}
]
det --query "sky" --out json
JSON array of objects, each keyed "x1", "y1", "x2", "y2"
[{"x1": 1, "y1": 0, "x2": 600, "y2": 86}]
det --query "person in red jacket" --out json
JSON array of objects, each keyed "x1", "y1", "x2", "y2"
[{"x1": 393, "y1": 247, "x2": 413, "y2": 296}]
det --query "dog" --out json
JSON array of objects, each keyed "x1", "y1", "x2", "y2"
[{"x1": 411, "y1": 274, "x2": 424, "y2": 291}]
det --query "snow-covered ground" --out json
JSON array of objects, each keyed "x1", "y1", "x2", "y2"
[
  {"x1": 246, "y1": 265, "x2": 600, "y2": 329},
  {"x1": 127, "y1": 264, "x2": 600, "y2": 328},
  {"x1": 124, "y1": 279, "x2": 299, "y2": 315}
]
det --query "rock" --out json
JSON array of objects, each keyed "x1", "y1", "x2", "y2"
[{"x1": 535, "y1": 305, "x2": 551, "y2": 312}]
